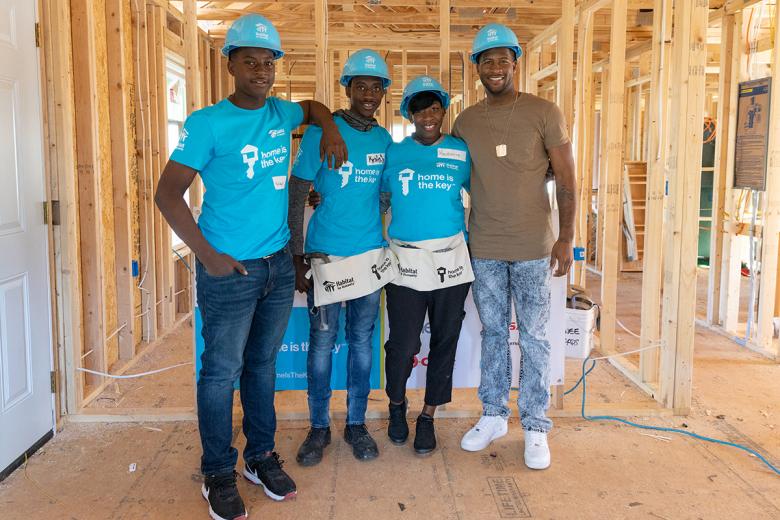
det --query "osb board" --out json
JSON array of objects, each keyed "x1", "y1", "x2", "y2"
[
  {"x1": 1, "y1": 413, "x2": 778, "y2": 519},
  {"x1": 94, "y1": 0, "x2": 120, "y2": 368}
]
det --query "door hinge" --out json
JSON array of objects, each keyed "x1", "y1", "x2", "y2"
[
  {"x1": 35, "y1": 22, "x2": 41, "y2": 48},
  {"x1": 43, "y1": 201, "x2": 61, "y2": 225},
  {"x1": 50, "y1": 371, "x2": 56, "y2": 393}
]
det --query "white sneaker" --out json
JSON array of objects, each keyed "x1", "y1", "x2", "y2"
[
  {"x1": 524, "y1": 431, "x2": 551, "y2": 470},
  {"x1": 460, "y1": 416, "x2": 508, "y2": 452}
]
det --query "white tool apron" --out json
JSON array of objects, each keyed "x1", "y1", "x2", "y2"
[
  {"x1": 388, "y1": 232, "x2": 474, "y2": 292},
  {"x1": 310, "y1": 247, "x2": 398, "y2": 306}
]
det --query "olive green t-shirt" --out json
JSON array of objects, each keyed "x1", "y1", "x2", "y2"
[{"x1": 452, "y1": 93, "x2": 570, "y2": 261}]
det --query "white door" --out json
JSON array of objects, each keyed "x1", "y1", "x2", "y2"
[{"x1": 0, "y1": 0, "x2": 54, "y2": 473}]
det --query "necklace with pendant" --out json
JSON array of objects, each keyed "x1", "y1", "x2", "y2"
[{"x1": 484, "y1": 92, "x2": 520, "y2": 158}]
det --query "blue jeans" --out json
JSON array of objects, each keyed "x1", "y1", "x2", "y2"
[
  {"x1": 306, "y1": 288, "x2": 381, "y2": 428},
  {"x1": 471, "y1": 257, "x2": 553, "y2": 433},
  {"x1": 196, "y1": 248, "x2": 294, "y2": 476}
]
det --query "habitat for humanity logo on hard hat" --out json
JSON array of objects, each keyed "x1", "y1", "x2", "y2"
[
  {"x1": 365, "y1": 55, "x2": 377, "y2": 69},
  {"x1": 486, "y1": 28, "x2": 498, "y2": 41},
  {"x1": 221, "y1": 13, "x2": 284, "y2": 59}
]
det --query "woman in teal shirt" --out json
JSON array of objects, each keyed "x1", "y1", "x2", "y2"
[{"x1": 381, "y1": 76, "x2": 473, "y2": 455}]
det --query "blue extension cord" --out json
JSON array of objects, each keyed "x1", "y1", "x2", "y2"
[{"x1": 563, "y1": 357, "x2": 780, "y2": 476}]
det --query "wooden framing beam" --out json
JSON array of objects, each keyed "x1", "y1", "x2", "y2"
[
  {"x1": 639, "y1": 0, "x2": 673, "y2": 385},
  {"x1": 96, "y1": 0, "x2": 121, "y2": 371},
  {"x1": 595, "y1": 68, "x2": 609, "y2": 272},
  {"x1": 183, "y1": 2, "x2": 204, "y2": 359},
  {"x1": 707, "y1": 12, "x2": 740, "y2": 326},
  {"x1": 41, "y1": 0, "x2": 84, "y2": 413},
  {"x1": 756, "y1": 6, "x2": 780, "y2": 354},
  {"x1": 106, "y1": 0, "x2": 137, "y2": 361},
  {"x1": 401, "y1": 49, "x2": 408, "y2": 137},
  {"x1": 212, "y1": 46, "x2": 223, "y2": 101},
  {"x1": 659, "y1": 0, "x2": 709, "y2": 412},
  {"x1": 573, "y1": 8, "x2": 595, "y2": 287},
  {"x1": 200, "y1": 38, "x2": 212, "y2": 110},
  {"x1": 525, "y1": 48, "x2": 540, "y2": 95},
  {"x1": 164, "y1": 28, "x2": 184, "y2": 54},
  {"x1": 717, "y1": 11, "x2": 747, "y2": 335},
  {"x1": 531, "y1": 62, "x2": 558, "y2": 82},
  {"x1": 148, "y1": 4, "x2": 175, "y2": 331},
  {"x1": 625, "y1": 74, "x2": 651, "y2": 88},
  {"x1": 131, "y1": 0, "x2": 158, "y2": 344},
  {"x1": 196, "y1": 7, "x2": 560, "y2": 28},
  {"x1": 70, "y1": 0, "x2": 105, "y2": 393},
  {"x1": 598, "y1": 0, "x2": 628, "y2": 355},
  {"x1": 314, "y1": 0, "x2": 328, "y2": 105},
  {"x1": 183, "y1": 0, "x2": 202, "y2": 114},
  {"x1": 556, "y1": 1, "x2": 574, "y2": 136},
  {"x1": 592, "y1": 41, "x2": 654, "y2": 72},
  {"x1": 440, "y1": 0, "x2": 451, "y2": 132},
  {"x1": 552, "y1": 0, "x2": 573, "y2": 410}
]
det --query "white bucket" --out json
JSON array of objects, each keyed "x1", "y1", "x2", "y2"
[{"x1": 564, "y1": 306, "x2": 598, "y2": 359}]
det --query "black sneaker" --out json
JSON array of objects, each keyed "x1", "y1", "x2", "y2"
[
  {"x1": 296, "y1": 427, "x2": 331, "y2": 466},
  {"x1": 201, "y1": 471, "x2": 247, "y2": 520},
  {"x1": 388, "y1": 400, "x2": 409, "y2": 444},
  {"x1": 243, "y1": 452, "x2": 297, "y2": 501},
  {"x1": 414, "y1": 414, "x2": 436, "y2": 455},
  {"x1": 344, "y1": 424, "x2": 379, "y2": 461}
]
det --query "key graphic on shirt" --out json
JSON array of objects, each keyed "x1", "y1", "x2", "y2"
[
  {"x1": 399, "y1": 168, "x2": 415, "y2": 196},
  {"x1": 241, "y1": 144, "x2": 259, "y2": 179},
  {"x1": 371, "y1": 264, "x2": 381, "y2": 280},
  {"x1": 339, "y1": 161, "x2": 354, "y2": 187},
  {"x1": 436, "y1": 267, "x2": 447, "y2": 283}
]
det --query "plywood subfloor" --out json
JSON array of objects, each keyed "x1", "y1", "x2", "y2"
[
  {"x1": 86, "y1": 317, "x2": 196, "y2": 410},
  {"x1": 5, "y1": 270, "x2": 777, "y2": 518},
  {"x1": 1, "y1": 409, "x2": 778, "y2": 519},
  {"x1": 3, "y1": 327, "x2": 779, "y2": 519}
]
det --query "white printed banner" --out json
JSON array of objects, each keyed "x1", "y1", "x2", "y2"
[{"x1": 388, "y1": 275, "x2": 567, "y2": 389}]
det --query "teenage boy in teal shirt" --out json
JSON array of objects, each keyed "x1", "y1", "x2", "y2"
[
  {"x1": 287, "y1": 49, "x2": 394, "y2": 466},
  {"x1": 155, "y1": 14, "x2": 346, "y2": 520}
]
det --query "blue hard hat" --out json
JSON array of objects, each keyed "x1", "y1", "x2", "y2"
[
  {"x1": 470, "y1": 23, "x2": 522, "y2": 64},
  {"x1": 339, "y1": 49, "x2": 392, "y2": 89},
  {"x1": 221, "y1": 14, "x2": 284, "y2": 59},
  {"x1": 400, "y1": 75, "x2": 451, "y2": 120}
]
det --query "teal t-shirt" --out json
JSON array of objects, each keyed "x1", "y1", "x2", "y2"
[
  {"x1": 382, "y1": 135, "x2": 471, "y2": 242},
  {"x1": 291, "y1": 116, "x2": 392, "y2": 256},
  {"x1": 170, "y1": 97, "x2": 303, "y2": 260}
]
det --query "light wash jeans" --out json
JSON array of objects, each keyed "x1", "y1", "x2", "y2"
[{"x1": 471, "y1": 257, "x2": 552, "y2": 433}]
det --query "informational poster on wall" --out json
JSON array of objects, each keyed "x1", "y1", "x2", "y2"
[{"x1": 734, "y1": 77, "x2": 772, "y2": 191}]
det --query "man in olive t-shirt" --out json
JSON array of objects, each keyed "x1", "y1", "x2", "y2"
[{"x1": 451, "y1": 23, "x2": 576, "y2": 471}]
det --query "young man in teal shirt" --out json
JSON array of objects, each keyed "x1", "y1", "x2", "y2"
[
  {"x1": 287, "y1": 50, "x2": 394, "y2": 466},
  {"x1": 155, "y1": 14, "x2": 346, "y2": 520}
]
